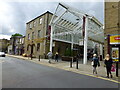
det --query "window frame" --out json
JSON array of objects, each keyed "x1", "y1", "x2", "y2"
[
  {"x1": 33, "y1": 21, "x2": 36, "y2": 27},
  {"x1": 38, "y1": 30, "x2": 41, "y2": 38},
  {"x1": 39, "y1": 18, "x2": 42, "y2": 24},
  {"x1": 28, "y1": 34, "x2": 30, "y2": 40},
  {"x1": 32, "y1": 32, "x2": 34, "y2": 40}
]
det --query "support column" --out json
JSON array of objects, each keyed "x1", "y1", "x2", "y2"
[
  {"x1": 71, "y1": 35, "x2": 73, "y2": 50},
  {"x1": 83, "y1": 16, "x2": 88, "y2": 64},
  {"x1": 107, "y1": 35, "x2": 110, "y2": 55},
  {"x1": 50, "y1": 25, "x2": 54, "y2": 53},
  {"x1": 71, "y1": 34, "x2": 74, "y2": 64},
  {"x1": 100, "y1": 44, "x2": 103, "y2": 60}
]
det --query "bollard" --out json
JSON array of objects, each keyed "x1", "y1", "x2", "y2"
[
  {"x1": 70, "y1": 59, "x2": 72, "y2": 68},
  {"x1": 76, "y1": 59, "x2": 78, "y2": 69},
  {"x1": 116, "y1": 62, "x2": 118, "y2": 77},
  {"x1": 31, "y1": 54, "x2": 32, "y2": 60},
  {"x1": 39, "y1": 55, "x2": 40, "y2": 61}
]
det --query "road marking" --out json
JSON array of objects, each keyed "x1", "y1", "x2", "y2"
[
  {"x1": 76, "y1": 73, "x2": 120, "y2": 83},
  {"x1": 60, "y1": 68, "x2": 120, "y2": 83}
]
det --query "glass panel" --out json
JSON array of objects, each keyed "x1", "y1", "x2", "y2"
[{"x1": 51, "y1": 3, "x2": 104, "y2": 46}]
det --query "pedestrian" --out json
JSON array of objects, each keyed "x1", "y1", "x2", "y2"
[
  {"x1": 92, "y1": 54, "x2": 100, "y2": 75},
  {"x1": 47, "y1": 51, "x2": 52, "y2": 63},
  {"x1": 55, "y1": 52, "x2": 59, "y2": 62},
  {"x1": 104, "y1": 54, "x2": 113, "y2": 78}
]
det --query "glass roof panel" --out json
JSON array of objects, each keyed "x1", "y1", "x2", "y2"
[{"x1": 50, "y1": 3, "x2": 104, "y2": 46}]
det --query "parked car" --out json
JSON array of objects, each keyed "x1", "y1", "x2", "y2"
[{"x1": 0, "y1": 52, "x2": 6, "y2": 57}]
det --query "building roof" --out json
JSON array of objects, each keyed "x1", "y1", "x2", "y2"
[{"x1": 26, "y1": 11, "x2": 53, "y2": 24}]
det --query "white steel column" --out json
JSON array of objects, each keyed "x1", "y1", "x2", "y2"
[
  {"x1": 83, "y1": 16, "x2": 88, "y2": 64},
  {"x1": 100, "y1": 44, "x2": 103, "y2": 59},
  {"x1": 71, "y1": 34, "x2": 73, "y2": 50},
  {"x1": 50, "y1": 25, "x2": 54, "y2": 52}
]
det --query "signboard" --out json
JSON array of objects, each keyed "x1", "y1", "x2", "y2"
[
  {"x1": 110, "y1": 35, "x2": 120, "y2": 44},
  {"x1": 26, "y1": 37, "x2": 46, "y2": 43},
  {"x1": 112, "y1": 47, "x2": 119, "y2": 62},
  {"x1": 35, "y1": 37, "x2": 46, "y2": 43}
]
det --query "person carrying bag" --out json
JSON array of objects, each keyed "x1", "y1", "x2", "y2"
[
  {"x1": 92, "y1": 54, "x2": 100, "y2": 75},
  {"x1": 104, "y1": 54, "x2": 113, "y2": 78}
]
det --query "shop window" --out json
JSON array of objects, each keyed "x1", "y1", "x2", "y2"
[
  {"x1": 37, "y1": 43, "x2": 40, "y2": 51},
  {"x1": 27, "y1": 45, "x2": 29, "y2": 51}
]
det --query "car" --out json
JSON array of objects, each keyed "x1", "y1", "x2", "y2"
[{"x1": 0, "y1": 52, "x2": 6, "y2": 57}]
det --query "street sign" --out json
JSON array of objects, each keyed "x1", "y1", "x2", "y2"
[{"x1": 110, "y1": 34, "x2": 120, "y2": 44}]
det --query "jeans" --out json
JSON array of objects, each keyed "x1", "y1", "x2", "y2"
[
  {"x1": 48, "y1": 57, "x2": 52, "y2": 63},
  {"x1": 106, "y1": 66, "x2": 112, "y2": 77},
  {"x1": 93, "y1": 67, "x2": 97, "y2": 74}
]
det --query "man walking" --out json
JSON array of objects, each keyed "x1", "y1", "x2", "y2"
[{"x1": 47, "y1": 51, "x2": 52, "y2": 63}]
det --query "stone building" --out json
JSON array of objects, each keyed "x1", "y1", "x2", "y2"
[
  {"x1": 25, "y1": 11, "x2": 53, "y2": 58},
  {"x1": 104, "y1": 2, "x2": 120, "y2": 60},
  {"x1": 9, "y1": 36, "x2": 25, "y2": 55},
  {"x1": 0, "y1": 39, "x2": 9, "y2": 53}
]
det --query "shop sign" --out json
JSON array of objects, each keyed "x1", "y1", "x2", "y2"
[
  {"x1": 112, "y1": 47, "x2": 119, "y2": 62},
  {"x1": 110, "y1": 35, "x2": 120, "y2": 44}
]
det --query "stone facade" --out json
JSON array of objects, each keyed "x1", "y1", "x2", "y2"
[
  {"x1": 25, "y1": 11, "x2": 53, "y2": 58},
  {"x1": 0, "y1": 39, "x2": 9, "y2": 53},
  {"x1": 9, "y1": 36, "x2": 25, "y2": 55},
  {"x1": 104, "y1": 2, "x2": 120, "y2": 56}
]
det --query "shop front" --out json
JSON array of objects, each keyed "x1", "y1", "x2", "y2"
[{"x1": 108, "y1": 34, "x2": 120, "y2": 77}]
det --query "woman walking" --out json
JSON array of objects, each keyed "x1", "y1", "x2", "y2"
[
  {"x1": 55, "y1": 52, "x2": 59, "y2": 62},
  {"x1": 104, "y1": 54, "x2": 113, "y2": 78},
  {"x1": 92, "y1": 54, "x2": 100, "y2": 75}
]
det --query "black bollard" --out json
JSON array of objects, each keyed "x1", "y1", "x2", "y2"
[
  {"x1": 70, "y1": 59, "x2": 72, "y2": 68},
  {"x1": 39, "y1": 55, "x2": 40, "y2": 61},
  {"x1": 31, "y1": 54, "x2": 32, "y2": 60},
  {"x1": 76, "y1": 59, "x2": 78, "y2": 69},
  {"x1": 116, "y1": 62, "x2": 118, "y2": 77}
]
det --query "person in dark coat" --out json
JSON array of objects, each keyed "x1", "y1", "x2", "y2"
[
  {"x1": 55, "y1": 52, "x2": 59, "y2": 62},
  {"x1": 92, "y1": 54, "x2": 100, "y2": 75},
  {"x1": 104, "y1": 54, "x2": 113, "y2": 78}
]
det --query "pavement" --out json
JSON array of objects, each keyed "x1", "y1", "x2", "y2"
[{"x1": 6, "y1": 54, "x2": 120, "y2": 84}]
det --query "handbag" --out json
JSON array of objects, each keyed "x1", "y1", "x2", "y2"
[
  {"x1": 111, "y1": 65, "x2": 115, "y2": 72},
  {"x1": 91, "y1": 61, "x2": 94, "y2": 65}
]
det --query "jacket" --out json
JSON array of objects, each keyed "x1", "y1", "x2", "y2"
[
  {"x1": 92, "y1": 57, "x2": 100, "y2": 67},
  {"x1": 104, "y1": 58, "x2": 113, "y2": 68}
]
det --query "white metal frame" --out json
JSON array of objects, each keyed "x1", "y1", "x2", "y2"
[{"x1": 50, "y1": 2, "x2": 104, "y2": 64}]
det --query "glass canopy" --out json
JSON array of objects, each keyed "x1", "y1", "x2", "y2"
[{"x1": 50, "y1": 2, "x2": 104, "y2": 48}]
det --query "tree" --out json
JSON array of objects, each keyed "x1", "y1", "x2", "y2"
[{"x1": 11, "y1": 33, "x2": 23, "y2": 37}]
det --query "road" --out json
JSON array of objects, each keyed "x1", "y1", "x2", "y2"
[{"x1": 1, "y1": 56, "x2": 119, "y2": 88}]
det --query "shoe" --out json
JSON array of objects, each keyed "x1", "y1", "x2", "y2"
[
  {"x1": 111, "y1": 75, "x2": 113, "y2": 78},
  {"x1": 106, "y1": 76, "x2": 109, "y2": 78}
]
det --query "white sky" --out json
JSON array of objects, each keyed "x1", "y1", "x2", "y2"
[{"x1": 0, "y1": 0, "x2": 105, "y2": 40}]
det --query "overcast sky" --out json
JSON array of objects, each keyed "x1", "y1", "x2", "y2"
[{"x1": 0, "y1": 0, "x2": 104, "y2": 40}]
